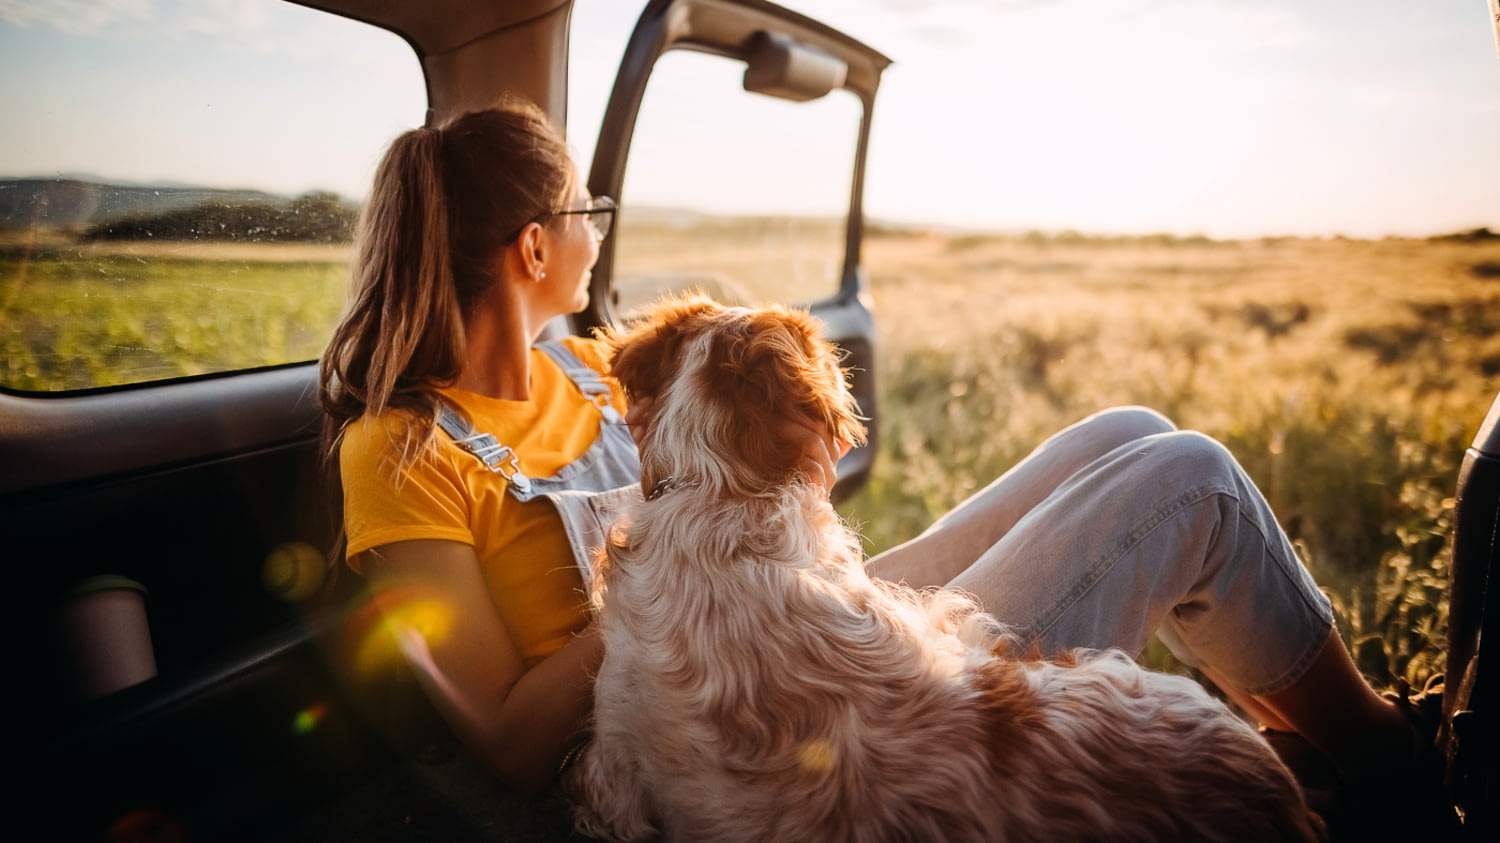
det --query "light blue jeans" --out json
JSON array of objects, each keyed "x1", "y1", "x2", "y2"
[{"x1": 867, "y1": 407, "x2": 1334, "y2": 697}]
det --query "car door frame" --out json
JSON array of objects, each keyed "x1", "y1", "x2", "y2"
[{"x1": 577, "y1": 0, "x2": 891, "y2": 497}]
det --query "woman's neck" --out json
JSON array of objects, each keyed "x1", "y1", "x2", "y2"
[{"x1": 453, "y1": 290, "x2": 542, "y2": 400}]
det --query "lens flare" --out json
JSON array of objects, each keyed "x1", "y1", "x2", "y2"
[
  {"x1": 798, "y1": 738, "x2": 836, "y2": 773},
  {"x1": 340, "y1": 582, "x2": 457, "y2": 677},
  {"x1": 261, "y1": 541, "x2": 326, "y2": 601},
  {"x1": 293, "y1": 702, "x2": 329, "y2": 735}
]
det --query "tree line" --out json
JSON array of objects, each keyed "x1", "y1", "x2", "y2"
[{"x1": 84, "y1": 191, "x2": 359, "y2": 244}]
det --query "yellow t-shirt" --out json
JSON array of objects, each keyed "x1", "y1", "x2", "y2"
[{"x1": 340, "y1": 337, "x2": 626, "y2": 666}]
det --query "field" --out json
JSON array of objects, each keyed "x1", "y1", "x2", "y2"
[
  {"x1": 5, "y1": 228, "x2": 1498, "y2": 690},
  {"x1": 0, "y1": 236, "x2": 349, "y2": 390},
  {"x1": 844, "y1": 230, "x2": 1500, "y2": 690}
]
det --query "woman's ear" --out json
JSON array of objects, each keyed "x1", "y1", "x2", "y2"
[{"x1": 506, "y1": 222, "x2": 548, "y2": 283}]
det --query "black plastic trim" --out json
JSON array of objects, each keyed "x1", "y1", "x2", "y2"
[{"x1": 0, "y1": 364, "x2": 322, "y2": 500}]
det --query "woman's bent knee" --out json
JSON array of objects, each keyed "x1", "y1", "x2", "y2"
[
  {"x1": 1062, "y1": 406, "x2": 1177, "y2": 452},
  {"x1": 1148, "y1": 429, "x2": 1241, "y2": 486}
]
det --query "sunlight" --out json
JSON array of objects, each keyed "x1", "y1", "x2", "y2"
[{"x1": 343, "y1": 583, "x2": 458, "y2": 677}]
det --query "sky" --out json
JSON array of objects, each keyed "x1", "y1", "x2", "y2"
[
  {"x1": 811, "y1": 0, "x2": 1500, "y2": 239},
  {"x1": 1, "y1": 0, "x2": 1497, "y2": 239}
]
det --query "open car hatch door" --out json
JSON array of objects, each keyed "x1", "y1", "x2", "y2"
[{"x1": 580, "y1": 0, "x2": 891, "y2": 497}]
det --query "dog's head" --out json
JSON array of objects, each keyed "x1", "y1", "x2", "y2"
[{"x1": 605, "y1": 295, "x2": 866, "y2": 497}]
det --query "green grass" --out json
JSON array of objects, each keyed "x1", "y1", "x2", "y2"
[{"x1": 0, "y1": 246, "x2": 348, "y2": 391}]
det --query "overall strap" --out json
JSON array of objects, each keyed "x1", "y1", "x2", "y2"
[
  {"x1": 536, "y1": 339, "x2": 624, "y2": 424},
  {"x1": 434, "y1": 403, "x2": 533, "y2": 495}
]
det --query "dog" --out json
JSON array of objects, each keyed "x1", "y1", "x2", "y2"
[{"x1": 568, "y1": 295, "x2": 1322, "y2": 842}]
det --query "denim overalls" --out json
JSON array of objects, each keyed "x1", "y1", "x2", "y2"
[{"x1": 435, "y1": 340, "x2": 642, "y2": 588}]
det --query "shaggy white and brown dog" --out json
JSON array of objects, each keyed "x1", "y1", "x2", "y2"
[{"x1": 568, "y1": 296, "x2": 1322, "y2": 842}]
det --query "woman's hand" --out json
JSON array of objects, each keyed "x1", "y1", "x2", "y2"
[
  {"x1": 623, "y1": 394, "x2": 655, "y2": 451},
  {"x1": 777, "y1": 410, "x2": 852, "y2": 494}
]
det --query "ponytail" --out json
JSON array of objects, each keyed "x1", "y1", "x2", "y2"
[
  {"x1": 319, "y1": 98, "x2": 575, "y2": 469},
  {"x1": 320, "y1": 127, "x2": 462, "y2": 466}
]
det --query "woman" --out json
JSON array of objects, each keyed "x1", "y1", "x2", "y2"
[
  {"x1": 319, "y1": 100, "x2": 1429, "y2": 814},
  {"x1": 320, "y1": 101, "x2": 618, "y2": 789}
]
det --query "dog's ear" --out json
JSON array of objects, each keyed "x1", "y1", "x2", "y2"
[
  {"x1": 709, "y1": 307, "x2": 867, "y2": 485},
  {"x1": 756, "y1": 308, "x2": 866, "y2": 453},
  {"x1": 603, "y1": 293, "x2": 724, "y2": 403}
]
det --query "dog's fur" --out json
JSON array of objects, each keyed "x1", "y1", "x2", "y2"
[{"x1": 568, "y1": 295, "x2": 1322, "y2": 842}]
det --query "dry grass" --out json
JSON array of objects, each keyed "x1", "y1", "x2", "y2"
[
  {"x1": 614, "y1": 217, "x2": 845, "y2": 311},
  {"x1": 842, "y1": 231, "x2": 1500, "y2": 689}
]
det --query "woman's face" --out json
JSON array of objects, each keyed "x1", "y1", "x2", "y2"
[{"x1": 540, "y1": 175, "x2": 602, "y2": 316}]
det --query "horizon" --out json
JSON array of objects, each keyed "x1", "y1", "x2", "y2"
[{"x1": 3, "y1": 171, "x2": 1496, "y2": 244}]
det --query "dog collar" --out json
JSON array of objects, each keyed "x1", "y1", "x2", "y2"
[{"x1": 646, "y1": 475, "x2": 698, "y2": 501}]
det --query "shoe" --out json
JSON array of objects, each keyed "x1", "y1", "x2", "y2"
[
  {"x1": 1387, "y1": 675, "x2": 1446, "y2": 761},
  {"x1": 1323, "y1": 676, "x2": 1462, "y2": 841}
]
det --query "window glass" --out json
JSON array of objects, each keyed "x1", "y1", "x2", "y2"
[
  {"x1": 610, "y1": 48, "x2": 862, "y2": 317},
  {"x1": 0, "y1": 2, "x2": 423, "y2": 392}
]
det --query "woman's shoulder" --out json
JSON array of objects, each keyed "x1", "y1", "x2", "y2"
[
  {"x1": 340, "y1": 407, "x2": 435, "y2": 473},
  {"x1": 550, "y1": 334, "x2": 614, "y2": 374},
  {"x1": 343, "y1": 406, "x2": 421, "y2": 445}
]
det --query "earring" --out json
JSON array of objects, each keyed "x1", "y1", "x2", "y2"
[{"x1": 538, "y1": 271, "x2": 547, "y2": 282}]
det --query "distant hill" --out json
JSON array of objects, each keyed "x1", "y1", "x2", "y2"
[
  {"x1": 0, "y1": 177, "x2": 287, "y2": 229},
  {"x1": 0, "y1": 176, "x2": 904, "y2": 240}
]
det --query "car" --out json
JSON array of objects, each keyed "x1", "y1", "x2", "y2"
[
  {"x1": 4, "y1": 1, "x2": 1496, "y2": 840},
  {"x1": 7, "y1": 1, "x2": 881, "y2": 839}
]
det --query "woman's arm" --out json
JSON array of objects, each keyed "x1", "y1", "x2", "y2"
[{"x1": 361, "y1": 539, "x2": 603, "y2": 792}]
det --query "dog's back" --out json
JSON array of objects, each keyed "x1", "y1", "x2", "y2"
[
  {"x1": 969, "y1": 652, "x2": 1324, "y2": 842},
  {"x1": 578, "y1": 486, "x2": 1322, "y2": 843},
  {"x1": 576, "y1": 485, "x2": 1014, "y2": 842}
]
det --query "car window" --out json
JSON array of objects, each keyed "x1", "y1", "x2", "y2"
[
  {"x1": 0, "y1": 2, "x2": 423, "y2": 393},
  {"x1": 609, "y1": 48, "x2": 863, "y2": 316}
]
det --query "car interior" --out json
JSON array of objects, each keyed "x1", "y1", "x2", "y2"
[
  {"x1": 7, "y1": 1, "x2": 887, "y2": 839},
  {"x1": 5, "y1": 0, "x2": 1496, "y2": 840}
]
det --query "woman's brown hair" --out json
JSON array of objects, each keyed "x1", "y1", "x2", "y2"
[{"x1": 318, "y1": 98, "x2": 576, "y2": 467}]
